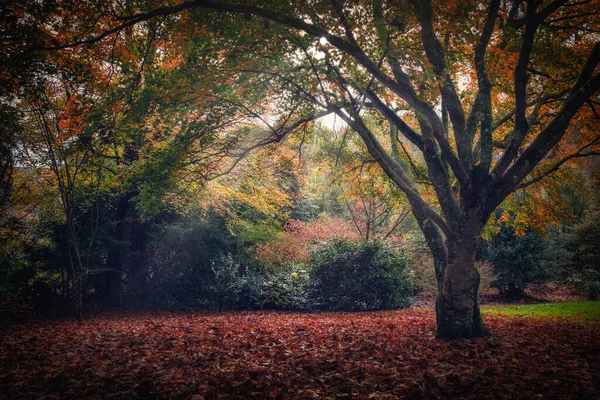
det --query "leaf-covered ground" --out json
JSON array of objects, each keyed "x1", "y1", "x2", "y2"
[{"x1": 1, "y1": 309, "x2": 598, "y2": 399}]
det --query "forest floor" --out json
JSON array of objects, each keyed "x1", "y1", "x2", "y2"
[{"x1": 1, "y1": 305, "x2": 599, "y2": 399}]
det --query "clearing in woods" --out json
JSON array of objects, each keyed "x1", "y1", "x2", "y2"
[{"x1": 1, "y1": 307, "x2": 599, "y2": 399}]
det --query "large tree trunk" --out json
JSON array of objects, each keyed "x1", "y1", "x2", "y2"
[
  {"x1": 435, "y1": 232, "x2": 488, "y2": 339},
  {"x1": 105, "y1": 144, "x2": 139, "y2": 308},
  {"x1": 104, "y1": 193, "x2": 132, "y2": 309},
  {"x1": 128, "y1": 220, "x2": 149, "y2": 302},
  {"x1": 104, "y1": 253, "x2": 124, "y2": 309}
]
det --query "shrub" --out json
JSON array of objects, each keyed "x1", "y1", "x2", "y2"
[
  {"x1": 210, "y1": 254, "x2": 261, "y2": 310},
  {"x1": 259, "y1": 264, "x2": 312, "y2": 310},
  {"x1": 478, "y1": 227, "x2": 551, "y2": 297},
  {"x1": 310, "y1": 239, "x2": 413, "y2": 310},
  {"x1": 563, "y1": 213, "x2": 600, "y2": 300},
  {"x1": 586, "y1": 282, "x2": 599, "y2": 301},
  {"x1": 138, "y1": 208, "x2": 275, "y2": 310},
  {"x1": 255, "y1": 218, "x2": 361, "y2": 267}
]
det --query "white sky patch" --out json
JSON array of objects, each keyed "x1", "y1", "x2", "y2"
[{"x1": 318, "y1": 111, "x2": 347, "y2": 133}]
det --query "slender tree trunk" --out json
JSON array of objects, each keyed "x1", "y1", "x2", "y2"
[
  {"x1": 66, "y1": 213, "x2": 83, "y2": 322},
  {"x1": 67, "y1": 247, "x2": 83, "y2": 322}
]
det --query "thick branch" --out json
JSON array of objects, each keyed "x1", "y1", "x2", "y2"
[
  {"x1": 354, "y1": 87, "x2": 424, "y2": 149},
  {"x1": 331, "y1": 102, "x2": 454, "y2": 240},
  {"x1": 35, "y1": 1, "x2": 204, "y2": 51},
  {"x1": 471, "y1": 0, "x2": 501, "y2": 172},
  {"x1": 572, "y1": 41, "x2": 600, "y2": 94},
  {"x1": 516, "y1": 150, "x2": 600, "y2": 190},
  {"x1": 492, "y1": 1, "x2": 539, "y2": 178},
  {"x1": 346, "y1": 79, "x2": 461, "y2": 226},
  {"x1": 492, "y1": 90, "x2": 570, "y2": 132},
  {"x1": 412, "y1": 0, "x2": 472, "y2": 169}
]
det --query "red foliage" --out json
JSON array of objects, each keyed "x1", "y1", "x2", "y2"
[
  {"x1": 255, "y1": 218, "x2": 361, "y2": 266},
  {"x1": 0, "y1": 310, "x2": 598, "y2": 399}
]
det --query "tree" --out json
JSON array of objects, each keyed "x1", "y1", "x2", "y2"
[
  {"x1": 16, "y1": 76, "x2": 108, "y2": 320},
  {"x1": 0, "y1": 106, "x2": 20, "y2": 224},
  {"x1": 16, "y1": 0, "x2": 600, "y2": 337},
  {"x1": 305, "y1": 120, "x2": 413, "y2": 240}
]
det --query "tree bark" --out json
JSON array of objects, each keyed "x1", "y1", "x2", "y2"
[
  {"x1": 128, "y1": 220, "x2": 149, "y2": 302},
  {"x1": 435, "y1": 219, "x2": 488, "y2": 339},
  {"x1": 435, "y1": 251, "x2": 487, "y2": 339},
  {"x1": 104, "y1": 193, "x2": 132, "y2": 309}
]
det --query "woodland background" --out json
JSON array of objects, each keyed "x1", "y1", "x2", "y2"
[
  {"x1": 1, "y1": 0, "x2": 600, "y2": 398},
  {"x1": 1, "y1": 0, "x2": 599, "y2": 321}
]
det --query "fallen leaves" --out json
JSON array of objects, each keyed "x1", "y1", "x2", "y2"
[{"x1": 0, "y1": 309, "x2": 598, "y2": 399}]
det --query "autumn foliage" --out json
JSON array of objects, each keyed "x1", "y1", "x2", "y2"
[
  {"x1": 255, "y1": 218, "x2": 361, "y2": 266},
  {"x1": 1, "y1": 310, "x2": 598, "y2": 399},
  {"x1": 2, "y1": 0, "x2": 600, "y2": 344}
]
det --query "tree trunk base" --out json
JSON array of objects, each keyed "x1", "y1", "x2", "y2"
[
  {"x1": 435, "y1": 262, "x2": 489, "y2": 339},
  {"x1": 104, "y1": 270, "x2": 122, "y2": 309},
  {"x1": 435, "y1": 294, "x2": 488, "y2": 339}
]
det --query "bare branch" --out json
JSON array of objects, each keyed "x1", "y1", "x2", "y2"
[
  {"x1": 493, "y1": 73, "x2": 600, "y2": 207},
  {"x1": 412, "y1": 0, "x2": 472, "y2": 169},
  {"x1": 516, "y1": 137, "x2": 600, "y2": 189}
]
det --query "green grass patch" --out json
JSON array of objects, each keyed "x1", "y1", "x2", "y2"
[{"x1": 482, "y1": 301, "x2": 600, "y2": 321}]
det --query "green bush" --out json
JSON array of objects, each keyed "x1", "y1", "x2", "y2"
[
  {"x1": 478, "y1": 226, "x2": 551, "y2": 297},
  {"x1": 310, "y1": 239, "x2": 413, "y2": 310},
  {"x1": 210, "y1": 254, "x2": 262, "y2": 310},
  {"x1": 142, "y1": 209, "x2": 264, "y2": 310},
  {"x1": 563, "y1": 213, "x2": 600, "y2": 300},
  {"x1": 259, "y1": 264, "x2": 311, "y2": 310}
]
